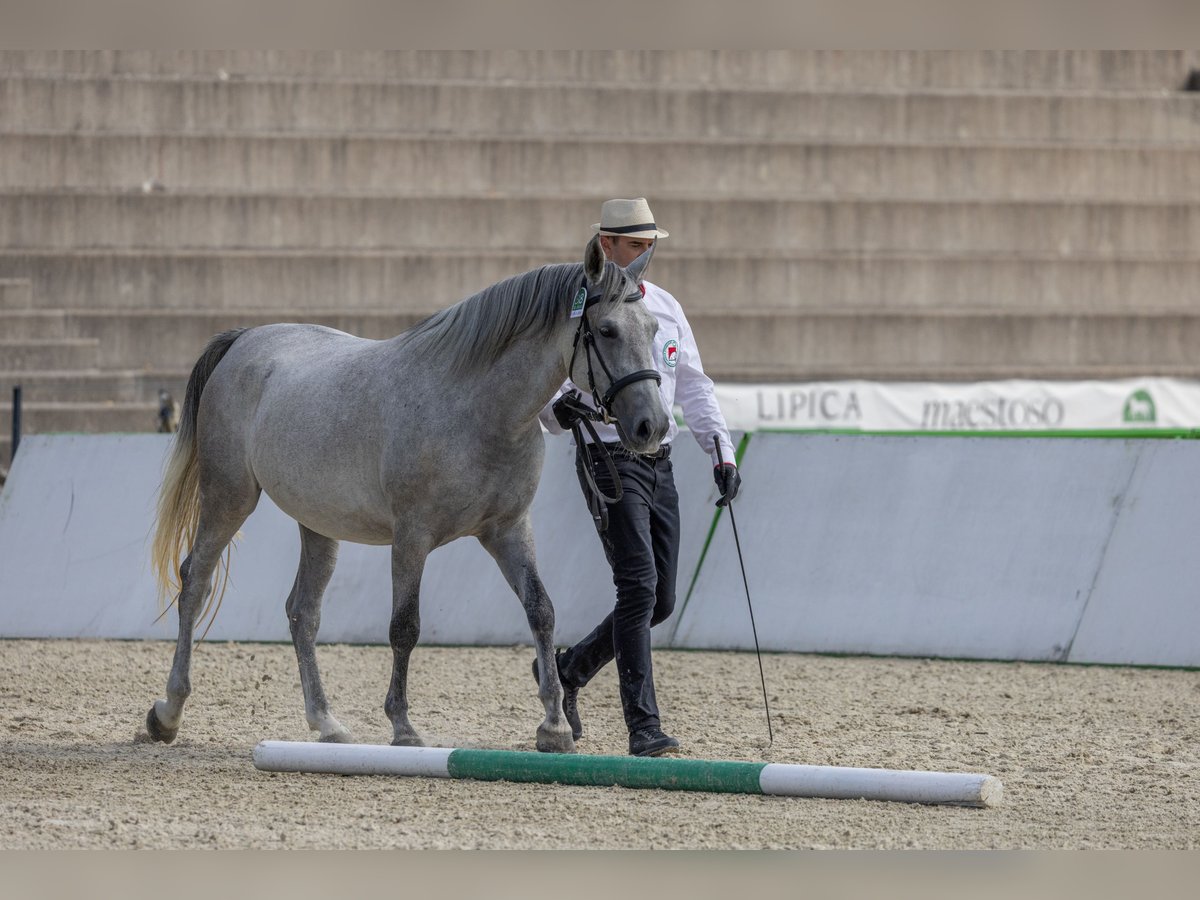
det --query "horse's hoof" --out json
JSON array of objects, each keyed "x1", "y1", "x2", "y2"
[
  {"x1": 536, "y1": 725, "x2": 575, "y2": 754},
  {"x1": 145, "y1": 705, "x2": 178, "y2": 744},
  {"x1": 390, "y1": 734, "x2": 425, "y2": 747},
  {"x1": 319, "y1": 730, "x2": 355, "y2": 744}
]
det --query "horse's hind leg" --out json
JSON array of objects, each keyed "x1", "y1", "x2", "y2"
[
  {"x1": 480, "y1": 520, "x2": 575, "y2": 754},
  {"x1": 385, "y1": 535, "x2": 430, "y2": 747},
  {"x1": 146, "y1": 482, "x2": 259, "y2": 743},
  {"x1": 286, "y1": 524, "x2": 352, "y2": 742}
]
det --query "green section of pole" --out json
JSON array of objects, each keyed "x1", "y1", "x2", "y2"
[{"x1": 447, "y1": 749, "x2": 767, "y2": 794}]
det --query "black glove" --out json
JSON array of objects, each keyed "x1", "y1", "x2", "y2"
[
  {"x1": 713, "y1": 463, "x2": 741, "y2": 507},
  {"x1": 552, "y1": 390, "x2": 585, "y2": 431}
]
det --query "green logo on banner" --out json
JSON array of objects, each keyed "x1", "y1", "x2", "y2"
[{"x1": 1122, "y1": 389, "x2": 1156, "y2": 423}]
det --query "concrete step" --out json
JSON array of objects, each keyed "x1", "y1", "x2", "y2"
[
  {"x1": 7, "y1": 76, "x2": 1200, "y2": 144},
  {"x1": 0, "y1": 311, "x2": 67, "y2": 338},
  {"x1": 7, "y1": 191, "x2": 1200, "y2": 256},
  {"x1": 9, "y1": 308, "x2": 443, "y2": 370},
  {"x1": 690, "y1": 311, "x2": 1200, "y2": 372},
  {"x1": 3, "y1": 133, "x2": 1200, "y2": 200},
  {"x1": 3, "y1": 51, "x2": 1199, "y2": 91},
  {"x1": 0, "y1": 339, "x2": 99, "y2": 369},
  {"x1": 0, "y1": 279, "x2": 32, "y2": 310},
  {"x1": 0, "y1": 401, "x2": 158, "y2": 444},
  {"x1": 3, "y1": 250, "x2": 1200, "y2": 314},
  {"x1": 0, "y1": 369, "x2": 187, "y2": 403},
  {"x1": 57, "y1": 310, "x2": 428, "y2": 369}
]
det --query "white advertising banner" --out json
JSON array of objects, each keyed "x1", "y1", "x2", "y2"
[{"x1": 711, "y1": 378, "x2": 1200, "y2": 434}]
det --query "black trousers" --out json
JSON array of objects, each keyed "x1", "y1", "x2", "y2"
[{"x1": 558, "y1": 443, "x2": 680, "y2": 732}]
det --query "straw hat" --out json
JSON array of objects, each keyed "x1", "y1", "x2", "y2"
[{"x1": 592, "y1": 198, "x2": 669, "y2": 239}]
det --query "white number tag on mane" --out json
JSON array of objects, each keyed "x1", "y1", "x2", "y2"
[{"x1": 570, "y1": 287, "x2": 587, "y2": 319}]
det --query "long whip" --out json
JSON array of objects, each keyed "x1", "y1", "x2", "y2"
[{"x1": 714, "y1": 437, "x2": 773, "y2": 745}]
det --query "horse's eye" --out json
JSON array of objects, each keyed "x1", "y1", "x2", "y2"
[{"x1": 598, "y1": 325, "x2": 616, "y2": 338}]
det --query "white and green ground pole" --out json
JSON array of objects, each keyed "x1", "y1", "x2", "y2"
[{"x1": 253, "y1": 742, "x2": 1002, "y2": 807}]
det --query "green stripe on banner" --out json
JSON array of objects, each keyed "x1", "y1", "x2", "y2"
[{"x1": 447, "y1": 749, "x2": 766, "y2": 794}]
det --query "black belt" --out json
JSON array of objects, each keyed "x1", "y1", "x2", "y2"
[{"x1": 587, "y1": 440, "x2": 671, "y2": 461}]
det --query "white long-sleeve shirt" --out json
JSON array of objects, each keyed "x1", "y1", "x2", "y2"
[{"x1": 539, "y1": 280, "x2": 737, "y2": 468}]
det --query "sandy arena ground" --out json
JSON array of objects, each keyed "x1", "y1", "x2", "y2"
[{"x1": 0, "y1": 638, "x2": 1197, "y2": 849}]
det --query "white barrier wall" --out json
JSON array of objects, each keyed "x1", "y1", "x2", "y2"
[
  {"x1": 675, "y1": 434, "x2": 1135, "y2": 661},
  {"x1": 1066, "y1": 439, "x2": 1200, "y2": 667},
  {"x1": 675, "y1": 433, "x2": 1200, "y2": 667},
  {"x1": 0, "y1": 433, "x2": 726, "y2": 646},
  {"x1": 1, "y1": 432, "x2": 1198, "y2": 666}
]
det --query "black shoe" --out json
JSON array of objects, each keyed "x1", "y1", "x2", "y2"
[
  {"x1": 629, "y1": 726, "x2": 680, "y2": 757},
  {"x1": 532, "y1": 651, "x2": 583, "y2": 741}
]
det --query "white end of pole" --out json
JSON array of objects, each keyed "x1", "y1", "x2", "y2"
[
  {"x1": 759, "y1": 763, "x2": 1003, "y2": 808},
  {"x1": 253, "y1": 741, "x2": 454, "y2": 777}
]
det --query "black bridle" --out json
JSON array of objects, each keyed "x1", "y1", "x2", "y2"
[
  {"x1": 562, "y1": 282, "x2": 662, "y2": 532},
  {"x1": 568, "y1": 287, "x2": 661, "y2": 423}
]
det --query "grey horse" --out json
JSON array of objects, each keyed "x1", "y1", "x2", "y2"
[{"x1": 146, "y1": 236, "x2": 668, "y2": 753}]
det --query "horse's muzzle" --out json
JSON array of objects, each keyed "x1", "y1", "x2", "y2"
[{"x1": 618, "y1": 410, "x2": 670, "y2": 456}]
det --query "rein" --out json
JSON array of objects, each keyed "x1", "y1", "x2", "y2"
[{"x1": 564, "y1": 282, "x2": 662, "y2": 533}]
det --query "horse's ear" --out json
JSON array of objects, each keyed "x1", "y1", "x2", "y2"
[
  {"x1": 584, "y1": 234, "x2": 605, "y2": 284},
  {"x1": 624, "y1": 242, "x2": 655, "y2": 283}
]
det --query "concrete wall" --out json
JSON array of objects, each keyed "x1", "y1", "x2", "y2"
[
  {"x1": 5, "y1": 50, "x2": 1200, "y2": 438},
  {"x1": 9, "y1": 76, "x2": 1200, "y2": 143},
  {"x1": 8, "y1": 251, "x2": 1200, "y2": 316},
  {"x1": 5, "y1": 133, "x2": 1199, "y2": 199},
  {"x1": 9, "y1": 194, "x2": 1200, "y2": 257},
  {"x1": 2, "y1": 432, "x2": 1197, "y2": 666},
  {"x1": 4, "y1": 51, "x2": 1199, "y2": 91}
]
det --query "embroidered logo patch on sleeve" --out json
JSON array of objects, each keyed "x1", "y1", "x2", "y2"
[{"x1": 663, "y1": 340, "x2": 679, "y2": 367}]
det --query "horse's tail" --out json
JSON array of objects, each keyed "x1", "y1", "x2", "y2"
[{"x1": 151, "y1": 328, "x2": 248, "y2": 619}]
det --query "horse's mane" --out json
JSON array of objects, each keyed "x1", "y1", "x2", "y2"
[{"x1": 403, "y1": 260, "x2": 630, "y2": 376}]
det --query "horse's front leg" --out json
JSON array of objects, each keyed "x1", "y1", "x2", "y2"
[
  {"x1": 386, "y1": 536, "x2": 428, "y2": 747},
  {"x1": 480, "y1": 520, "x2": 575, "y2": 754}
]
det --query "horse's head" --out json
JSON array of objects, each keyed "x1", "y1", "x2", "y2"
[{"x1": 571, "y1": 235, "x2": 671, "y2": 455}]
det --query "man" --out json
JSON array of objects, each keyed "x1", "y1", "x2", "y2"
[
  {"x1": 537, "y1": 197, "x2": 742, "y2": 757},
  {"x1": 157, "y1": 388, "x2": 179, "y2": 433}
]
